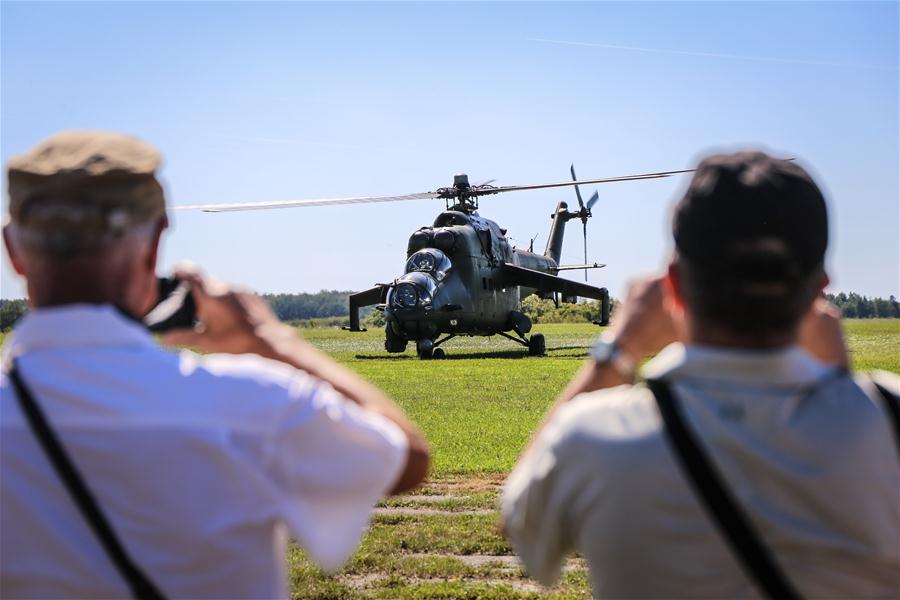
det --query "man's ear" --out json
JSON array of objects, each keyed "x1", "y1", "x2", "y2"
[
  {"x1": 665, "y1": 258, "x2": 685, "y2": 309},
  {"x1": 143, "y1": 215, "x2": 168, "y2": 273},
  {"x1": 818, "y1": 270, "x2": 830, "y2": 295},
  {"x1": 3, "y1": 223, "x2": 27, "y2": 276}
]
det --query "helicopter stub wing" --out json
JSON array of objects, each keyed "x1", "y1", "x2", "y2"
[
  {"x1": 556, "y1": 263, "x2": 607, "y2": 272},
  {"x1": 501, "y1": 264, "x2": 607, "y2": 301},
  {"x1": 343, "y1": 285, "x2": 390, "y2": 332}
]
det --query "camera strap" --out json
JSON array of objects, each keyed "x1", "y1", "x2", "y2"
[
  {"x1": 646, "y1": 378, "x2": 802, "y2": 600},
  {"x1": 871, "y1": 381, "x2": 900, "y2": 458},
  {"x1": 8, "y1": 360, "x2": 166, "y2": 600}
]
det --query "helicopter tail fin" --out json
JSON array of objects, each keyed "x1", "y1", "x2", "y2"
[
  {"x1": 544, "y1": 201, "x2": 571, "y2": 265},
  {"x1": 543, "y1": 165, "x2": 600, "y2": 270}
]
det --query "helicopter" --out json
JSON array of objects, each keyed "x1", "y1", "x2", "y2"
[{"x1": 176, "y1": 164, "x2": 694, "y2": 359}]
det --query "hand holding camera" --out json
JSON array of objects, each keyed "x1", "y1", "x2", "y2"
[{"x1": 154, "y1": 267, "x2": 295, "y2": 359}]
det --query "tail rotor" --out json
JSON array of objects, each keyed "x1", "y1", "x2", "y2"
[{"x1": 570, "y1": 164, "x2": 599, "y2": 281}]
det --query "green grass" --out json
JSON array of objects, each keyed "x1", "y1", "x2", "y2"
[
  {"x1": 360, "y1": 512, "x2": 509, "y2": 556},
  {"x1": 310, "y1": 323, "x2": 598, "y2": 476},
  {"x1": 301, "y1": 323, "x2": 600, "y2": 476},
  {"x1": 285, "y1": 482, "x2": 591, "y2": 599},
  {"x1": 300, "y1": 320, "x2": 899, "y2": 476},
  {"x1": 843, "y1": 319, "x2": 900, "y2": 372}
]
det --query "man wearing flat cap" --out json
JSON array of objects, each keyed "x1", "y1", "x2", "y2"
[
  {"x1": 502, "y1": 152, "x2": 899, "y2": 598},
  {"x1": 1, "y1": 131, "x2": 430, "y2": 598}
]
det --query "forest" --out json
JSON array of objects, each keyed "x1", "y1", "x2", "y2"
[{"x1": 1, "y1": 291, "x2": 897, "y2": 331}]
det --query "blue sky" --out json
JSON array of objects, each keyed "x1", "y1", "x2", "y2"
[{"x1": 2, "y1": 1, "x2": 898, "y2": 300}]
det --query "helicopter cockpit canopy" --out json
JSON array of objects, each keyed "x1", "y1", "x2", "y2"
[
  {"x1": 390, "y1": 271, "x2": 439, "y2": 308},
  {"x1": 405, "y1": 249, "x2": 452, "y2": 282}
]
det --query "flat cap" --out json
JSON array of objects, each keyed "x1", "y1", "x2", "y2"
[{"x1": 7, "y1": 130, "x2": 166, "y2": 250}]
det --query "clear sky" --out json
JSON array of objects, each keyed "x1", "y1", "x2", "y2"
[{"x1": 2, "y1": 1, "x2": 898, "y2": 300}]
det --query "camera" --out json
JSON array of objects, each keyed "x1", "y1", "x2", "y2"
[{"x1": 144, "y1": 277, "x2": 197, "y2": 333}]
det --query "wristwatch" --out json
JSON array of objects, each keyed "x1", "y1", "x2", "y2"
[{"x1": 589, "y1": 333, "x2": 637, "y2": 380}]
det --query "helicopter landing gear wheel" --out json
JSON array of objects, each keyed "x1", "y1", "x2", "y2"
[
  {"x1": 528, "y1": 333, "x2": 546, "y2": 356},
  {"x1": 385, "y1": 326, "x2": 408, "y2": 353},
  {"x1": 416, "y1": 339, "x2": 435, "y2": 360},
  {"x1": 432, "y1": 348, "x2": 446, "y2": 360}
]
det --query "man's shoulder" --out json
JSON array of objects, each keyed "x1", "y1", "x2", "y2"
[
  {"x1": 548, "y1": 384, "x2": 667, "y2": 466},
  {"x1": 559, "y1": 383, "x2": 661, "y2": 437},
  {"x1": 178, "y1": 350, "x2": 310, "y2": 389},
  {"x1": 3, "y1": 343, "x2": 326, "y2": 432},
  {"x1": 162, "y1": 350, "x2": 327, "y2": 414}
]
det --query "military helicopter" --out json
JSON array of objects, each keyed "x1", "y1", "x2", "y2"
[{"x1": 177, "y1": 165, "x2": 694, "y2": 359}]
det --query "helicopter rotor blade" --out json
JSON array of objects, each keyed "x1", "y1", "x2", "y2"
[
  {"x1": 173, "y1": 166, "x2": 696, "y2": 213},
  {"x1": 470, "y1": 167, "x2": 696, "y2": 197},
  {"x1": 587, "y1": 190, "x2": 600, "y2": 210},
  {"x1": 173, "y1": 191, "x2": 439, "y2": 212},
  {"x1": 569, "y1": 164, "x2": 585, "y2": 212},
  {"x1": 472, "y1": 178, "x2": 496, "y2": 187}
]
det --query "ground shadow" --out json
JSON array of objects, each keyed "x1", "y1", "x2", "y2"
[{"x1": 354, "y1": 345, "x2": 589, "y2": 361}]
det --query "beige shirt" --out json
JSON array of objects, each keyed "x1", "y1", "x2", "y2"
[{"x1": 502, "y1": 343, "x2": 899, "y2": 599}]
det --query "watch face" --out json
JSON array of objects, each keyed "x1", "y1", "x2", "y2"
[
  {"x1": 589, "y1": 337, "x2": 636, "y2": 379},
  {"x1": 591, "y1": 339, "x2": 616, "y2": 363}
]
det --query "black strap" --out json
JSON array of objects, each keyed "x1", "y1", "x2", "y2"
[
  {"x1": 9, "y1": 361, "x2": 165, "y2": 600},
  {"x1": 646, "y1": 378, "x2": 802, "y2": 600},
  {"x1": 872, "y1": 381, "x2": 900, "y2": 458}
]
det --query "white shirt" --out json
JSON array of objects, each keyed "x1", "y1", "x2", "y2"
[
  {"x1": 0, "y1": 305, "x2": 408, "y2": 599},
  {"x1": 502, "y1": 343, "x2": 900, "y2": 599}
]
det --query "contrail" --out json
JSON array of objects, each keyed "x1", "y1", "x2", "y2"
[
  {"x1": 211, "y1": 134, "x2": 406, "y2": 153},
  {"x1": 527, "y1": 38, "x2": 896, "y2": 71}
]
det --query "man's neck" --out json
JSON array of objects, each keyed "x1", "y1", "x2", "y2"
[
  {"x1": 686, "y1": 325, "x2": 797, "y2": 350},
  {"x1": 27, "y1": 275, "x2": 143, "y2": 319}
]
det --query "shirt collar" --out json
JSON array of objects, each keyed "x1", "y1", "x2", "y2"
[
  {"x1": 2, "y1": 304, "x2": 155, "y2": 366},
  {"x1": 642, "y1": 342, "x2": 831, "y2": 387}
]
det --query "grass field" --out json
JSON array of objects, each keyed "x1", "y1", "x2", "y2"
[
  {"x1": 1, "y1": 319, "x2": 896, "y2": 598},
  {"x1": 284, "y1": 319, "x2": 899, "y2": 599}
]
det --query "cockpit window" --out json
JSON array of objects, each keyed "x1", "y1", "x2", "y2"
[
  {"x1": 405, "y1": 249, "x2": 452, "y2": 281},
  {"x1": 389, "y1": 272, "x2": 439, "y2": 308}
]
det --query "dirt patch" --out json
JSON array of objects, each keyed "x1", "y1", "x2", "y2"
[
  {"x1": 395, "y1": 494, "x2": 457, "y2": 502},
  {"x1": 406, "y1": 553, "x2": 585, "y2": 572},
  {"x1": 337, "y1": 573, "x2": 546, "y2": 594},
  {"x1": 374, "y1": 507, "x2": 495, "y2": 516},
  {"x1": 410, "y1": 475, "x2": 505, "y2": 497}
]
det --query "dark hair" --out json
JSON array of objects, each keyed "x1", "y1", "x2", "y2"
[{"x1": 677, "y1": 253, "x2": 822, "y2": 337}]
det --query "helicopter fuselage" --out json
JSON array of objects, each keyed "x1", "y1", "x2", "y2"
[
  {"x1": 382, "y1": 208, "x2": 572, "y2": 352},
  {"x1": 342, "y1": 175, "x2": 613, "y2": 358}
]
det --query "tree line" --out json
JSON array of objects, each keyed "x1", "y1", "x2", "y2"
[
  {"x1": 825, "y1": 293, "x2": 900, "y2": 319},
  {"x1": 262, "y1": 291, "x2": 356, "y2": 322},
  {"x1": 1, "y1": 290, "x2": 898, "y2": 332},
  {"x1": 0, "y1": 291, "x2": 363, "y2": 332}
]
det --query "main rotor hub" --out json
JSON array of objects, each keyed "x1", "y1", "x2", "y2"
[
  {"x1": 438, "y1": 173, "x2": 480, "y2": 213},
  {"x1": 453, "y1": 173, "x2": 470, "y2": 189}
]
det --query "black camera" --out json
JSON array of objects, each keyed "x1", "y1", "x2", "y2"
[{"x1": 144, "y1": 277, "x2": 197, "y2": 333}]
